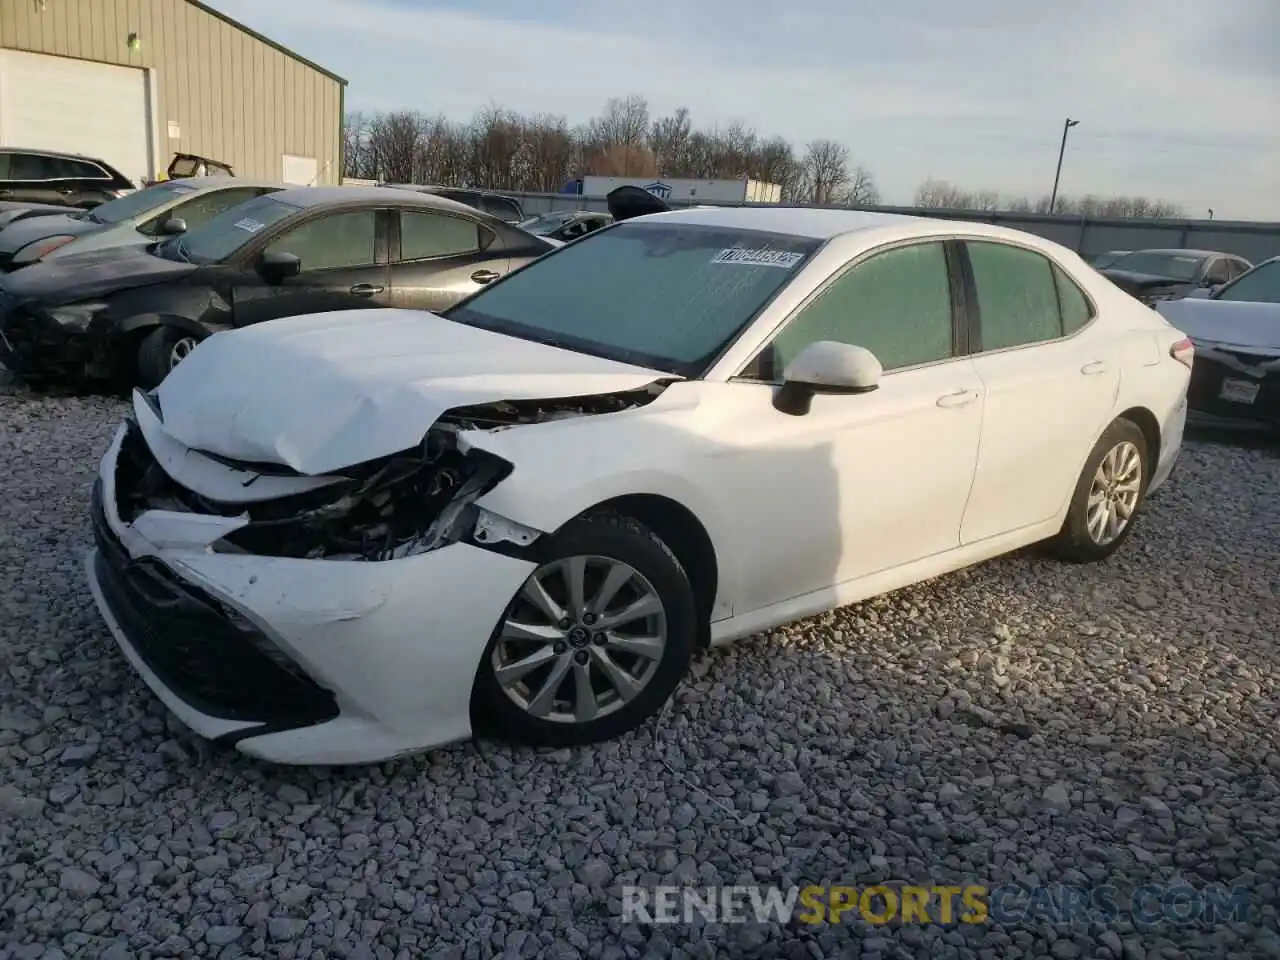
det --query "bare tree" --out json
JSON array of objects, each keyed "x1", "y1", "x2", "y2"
[
  {"x1": 803, "y1": 139, "x2": 850, "y2": 205},
  {"x1": 649, "y1": 107, "x2": 692, "y2": 175},
  {"x1": 840, "y1": 165, "x2": 880, "y2": 206},
  {"x1": 366, "y1": 111, "x2": 425, "y2": 183}
]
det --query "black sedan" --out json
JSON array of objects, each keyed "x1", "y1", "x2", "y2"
[
  {"x1": 0, "y1": 186, "x2": 554, "y2": 390},
  {"x1": 1098, "y1": 248, "x2": 1252, "y2": 305},
  {"x1": 517, "y1": 210, "x2": 613, "y2": 245}
]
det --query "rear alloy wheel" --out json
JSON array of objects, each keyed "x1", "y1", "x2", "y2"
[
  {"x1": 136, "y1": 326, "x2": 199, "y2": 390},
  {"x1": 1049, "y1": 418, "x2": 1149, "y2": 563},
  {"x1": 471, "y1": 513, "x2": 695, "y2": 747}
]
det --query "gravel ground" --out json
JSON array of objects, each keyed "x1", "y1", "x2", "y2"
[{"x1": 1, "y1": 380, "x2": 1278, "y2": 960}]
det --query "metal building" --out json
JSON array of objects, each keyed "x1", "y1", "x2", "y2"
[{"x1": 0, "y1": 0, "x2": 345, "y2": 187}]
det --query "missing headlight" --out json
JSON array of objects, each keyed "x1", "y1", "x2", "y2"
[{"x1": 212, "y1": 427, "x2": 513, "y2": 561}]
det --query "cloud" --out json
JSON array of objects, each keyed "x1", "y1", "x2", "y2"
[{"x1": 207, "y1": 0, "x2": 1280, "y2": 219}]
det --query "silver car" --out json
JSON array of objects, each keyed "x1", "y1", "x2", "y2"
[{"x1": 0, "y1": 177, "x2": 283, "y2": 271}]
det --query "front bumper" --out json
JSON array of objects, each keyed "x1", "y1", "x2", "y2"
[
  {"x1": 86, "y1": 423, "x2": 537, "y2": 765},
  {"x1": 0, "y1": 305, "x2": 95, "y2": 378}
]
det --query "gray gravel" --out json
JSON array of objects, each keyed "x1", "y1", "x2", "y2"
[{"x1": 1, "y1": 379, "x2": 1279, "y2": 960}]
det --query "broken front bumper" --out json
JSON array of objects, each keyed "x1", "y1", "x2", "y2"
[
  {"x1": 0, "y1": 304, "x2": 95, "y2": 378},
  {"x1": 86, "y1": 423, "x2": 538, "y2": 765}
]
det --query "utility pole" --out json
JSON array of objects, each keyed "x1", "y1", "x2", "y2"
[{"x1": 1049, "y1": 118, "x2": 1080, "y2": 215}]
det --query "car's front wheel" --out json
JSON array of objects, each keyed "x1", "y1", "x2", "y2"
[
  {"x1": 1049, "y1": 417, "x2": 1150, "y2": 563},
  {"x1": 136, "y1": 326, "x2": 200, "y2": 389},
  {"x1": 471, "y1": 512, "x2": 696, "y2": 747}
]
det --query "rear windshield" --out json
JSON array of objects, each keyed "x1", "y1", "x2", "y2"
[
  {"x1": 1108, "y1": 252, "x2": 1202, "y2": 281},
  {"x1": 86, "y1": 180, "x2": 198, "y2": 225},
  {"x1": 444, "y1": 221, "x2": 822, "y2": 376}
]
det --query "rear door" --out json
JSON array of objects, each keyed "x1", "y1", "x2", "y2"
[
  {"x1": 958, "y1": 239, "x2": 1121, "y2": 544},
  {"x1": 386, "y1": 206, "x2": 510, "y2": 311},
  {"x1": 230, "y1": 206, "x2": 392, "y2": 327}
]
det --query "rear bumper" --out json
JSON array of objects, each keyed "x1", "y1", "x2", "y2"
[
  {"x1": 1147, "y1": 396, "x2": 1186, "y2": 497},
  {"x1": 1186, "y1": 355, "x2": 1280, "y2": 425}
]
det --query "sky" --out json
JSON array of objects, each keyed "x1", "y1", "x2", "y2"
[{"x1": 207, "y1": 0, "x2": 1280, "y2": 220}]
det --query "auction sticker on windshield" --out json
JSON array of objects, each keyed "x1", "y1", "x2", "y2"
[
  {"x1": 712, "y1": 248, "x2": 804, "y2": 268},
  {"x1": 234, "y1": 218, "x2": 267, "y2": 233}
]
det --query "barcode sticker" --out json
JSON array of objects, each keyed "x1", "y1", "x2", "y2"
[{"x1": 711, "y1": 248, "x2": 803, "y2": 268}]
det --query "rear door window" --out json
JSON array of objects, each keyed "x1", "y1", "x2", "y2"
[
  {"x1": 965, "y1": 241, "x2": 1064, "y2": 350},
  {"x1": 398, "y1": 210, "x2": 483, "y2": 260}
]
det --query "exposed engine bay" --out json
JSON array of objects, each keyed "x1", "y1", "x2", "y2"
[{"x1": 114, "y1": 384, "x2": 668, "y2": 561}]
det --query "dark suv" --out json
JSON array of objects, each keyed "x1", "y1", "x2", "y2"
[
  {"x1": 0, "y1": 148, "x2": 136, "y2": 209},
  {"x1": 385, "y1": 184, "x2": 524, "y2": 222}
]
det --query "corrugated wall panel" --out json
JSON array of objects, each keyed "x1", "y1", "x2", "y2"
[{"x1": 0, "y1": 0, "x2": 342, "y2": 184}]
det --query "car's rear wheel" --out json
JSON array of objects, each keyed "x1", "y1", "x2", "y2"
[
  {"x1": 471, "y1": 512, "x2": 695, "y2": 747},
  {"x1": 1049, "y1": 418, "x2": 1149, "y2": 563},
  {"x1": 136, "y1": 326, "x2": 199, "y2": 390}
]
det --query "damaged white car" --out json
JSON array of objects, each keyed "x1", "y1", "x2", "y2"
[{"x1": 86, "y1": 198, "x2": 1192, "y2": 764}]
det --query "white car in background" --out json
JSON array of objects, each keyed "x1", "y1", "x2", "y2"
[
  {"x1": 0, "y1": 177, "x2": 283, "y2": 271},
  {"x1": 86, "y1": 195, "x2": 1192, "y2": 765}
]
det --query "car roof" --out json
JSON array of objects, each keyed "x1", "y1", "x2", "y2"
[
  {"x1": 0, "y1": 146, "x2": 112, "y2": 162},
  {"x1": 167, "y1": 176, "x2": 282, "y2": 190},
  {"x1": 271, "y1": 185, "x2": 482, "y2": 213},
  {"x1": 1120, "y1": 248, "x2": 1227, "y2": 258},
  {"x1": 635, "y1": 205, "x2": 1033, "y2": 241}
]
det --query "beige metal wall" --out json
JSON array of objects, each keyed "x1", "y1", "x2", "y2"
[{"x1": 0, "y1": 0, "x2": 344, "y2": 184}]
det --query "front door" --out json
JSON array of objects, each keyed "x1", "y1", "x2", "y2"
[
  {"x1": 231, "y1": 207, "x2": 391, "y2": 327},
  {"x1": 712, "y1": 239, "x2": 984, "y2": 614},
  {"x1": 957, "y1": 239, "x2": 1122, "y2": 544},
  {"x1": 387, "y1": 207, "x2": 510, "y2": 312}
]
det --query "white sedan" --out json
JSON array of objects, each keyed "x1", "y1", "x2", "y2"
[{"x1": 85, "y1": 205, "x2": 1192, "y2": 765}]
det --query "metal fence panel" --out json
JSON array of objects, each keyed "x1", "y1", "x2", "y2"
[{"x1": 504, "y1": 192, "x2": 1280, "y2": 262}]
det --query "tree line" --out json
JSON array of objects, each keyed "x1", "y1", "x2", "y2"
[{"x1": 342, "y1": 95, "x2": 1182, "y2": 218}]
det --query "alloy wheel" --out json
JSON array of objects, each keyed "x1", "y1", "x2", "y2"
[
  {"x1": 1086, "y1": 440, "x2": 1142, "y2": 545},
  {"x1": 491, "y1": 555, "x2": 668, "y2": 724},
  {"x1": 169, "y1": 337, "x2": 198, "y2": 369}
]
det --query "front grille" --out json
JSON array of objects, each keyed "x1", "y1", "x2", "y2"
[
  {"x1": 1187, "y1": 357, "x2": 1280, "y2": 423},
  {"x1": 90, "y1": 479, "x2": 339, "y2": 727}
]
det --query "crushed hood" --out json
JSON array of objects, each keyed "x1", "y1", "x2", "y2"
[
  {"x1": 152, "y1": 309, "x2": 671, "y2": 475},
  {"x1": 1155, "y1": 298, "x2": 1280, "y2": 353},
  {"x1": 0, "y1": 245, "x2": 196, "y2": 304}
]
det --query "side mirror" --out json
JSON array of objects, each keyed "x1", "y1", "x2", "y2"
[
  {"x1": 773, "y1": 341, "x2": 882, "y2": 416},
  {"x1": 160, "y1": 217, "x2": 187, "y2": 235},
  {"x1": 257, "y1": 250, "x2": 301, "y2": 283}
]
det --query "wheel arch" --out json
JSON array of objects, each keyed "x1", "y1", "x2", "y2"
[
  {"x1": 1115, "y1": 405, "x2": 1161, "y2": 469},
  {"x1": 567, "y1": 494, "x2": 719, "y2": 651}
]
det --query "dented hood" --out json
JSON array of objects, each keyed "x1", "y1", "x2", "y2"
[{"x1": 151, "y1": 309, "x2": 669, "y2": 475}]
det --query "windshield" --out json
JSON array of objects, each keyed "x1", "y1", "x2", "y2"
[
  {"x1": 443, "y1": 221, "x2": 822, "y2": 376},
  {"x1": 1214, "y1": 260, "x2": 1280, "y2": 303},
  {"x1": 1091, "y1": 251, "x2": 1127, "y2": 268},
  {"x1": 86, "y1": 180, "x2": 198, "y2": 225},
  {"x1": 518, "y1": 212, "x2": 573, "y2": 234},
  {"x1": 161, "y1": 194, "x2": 300, "y2": 264},
  {"x1": 1108, "y1": 252, "x2": 1202, "y2": 281}
]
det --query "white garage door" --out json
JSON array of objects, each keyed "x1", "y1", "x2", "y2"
[{"x1": 0, "y1": 50, "x2": 152, "y2": 185}]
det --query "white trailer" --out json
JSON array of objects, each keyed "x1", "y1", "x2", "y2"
[{"x1": 575, "y1": 176, "x2": 781, "y2": 204}]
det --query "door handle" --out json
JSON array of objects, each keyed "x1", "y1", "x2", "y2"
[
  {"x1": 470, "y1": 269, "x2": 501, "y2": 284},
  {"x1": 936, "y1": 388, "x2": 979, "y2": 408},
  {"x1": 1080, "y1": 360, "x2": 1108, "y2": 376},
  {"x1": 349, "y1": 283, "x2": 384, "y2": 296}
]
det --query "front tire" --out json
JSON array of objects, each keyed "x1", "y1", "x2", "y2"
[
  {"x1": 471, "y1": 512, "x2": 696, "y2": 748},
  {"x1": 1049, "y1": 418, "x2": 1149, "y2": 563},
  {"x1": 136, "y1": 327, "x2": 199, "y2": 389}
]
